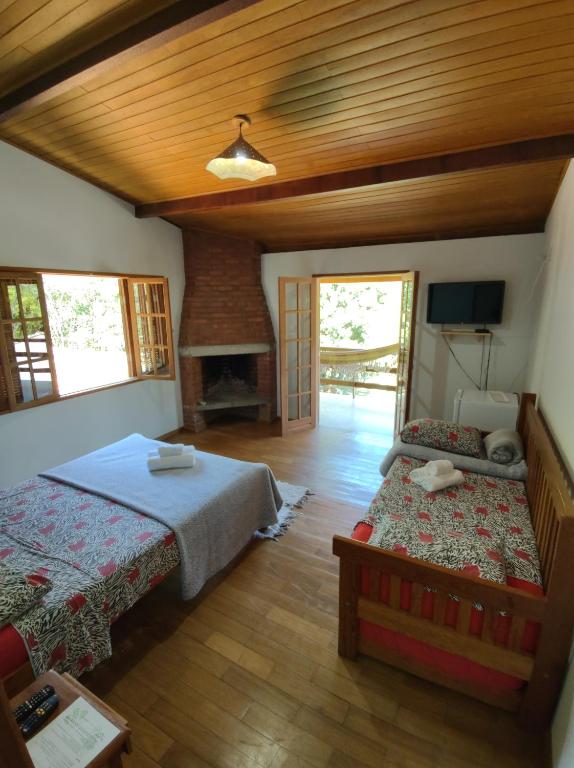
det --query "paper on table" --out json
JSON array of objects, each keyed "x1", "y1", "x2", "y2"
[{"x1": 27, "y1": 696, "x2": 121, "y2": 768}]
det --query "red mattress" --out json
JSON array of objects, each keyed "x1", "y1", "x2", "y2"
[
  {"x1": 353, "y1": 521, "x2": 543, "y2": 692},
  {"x1": 0, "y1": 625, "x2": 28, "y2": 678}
]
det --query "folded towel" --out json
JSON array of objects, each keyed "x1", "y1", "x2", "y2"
[
  {"x1": 483, "y1": 429, "x2": 524, "y2": 465},
  {"x1": 148, "y1": 445, "x2": 195, "y2": 460},
  {"x1": 147, "y1": 452, "x2": 196, "y2": 472},
  {"x1": 409, "y1": 467, "x2": 464, "y2": 492},
  {"x1": 423, "y1": 459, "x2": 454, "y2": 476},
  {"x1": 157, "y1": 443, "x2": 186, "y2": 457}
]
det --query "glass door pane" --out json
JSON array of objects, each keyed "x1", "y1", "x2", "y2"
[{"x1": 279, "y1": 277, "x2": 317, "y2": 436}]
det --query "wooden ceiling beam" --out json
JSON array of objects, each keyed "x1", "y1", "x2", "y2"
[
  {"x1": 135, "y1": 134, "x2": 574, "y2": 218},
  {"x1": 0, "y1": 0, "x2": 263, "y2": 123}
]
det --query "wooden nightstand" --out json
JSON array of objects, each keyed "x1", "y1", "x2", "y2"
[{"x1": 4, "y1": 670, "x2": 131, "y2": 768}]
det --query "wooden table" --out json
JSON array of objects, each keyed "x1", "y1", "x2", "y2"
[{"x1": 9, "y1": 670, "x2": 131, "y2": 768}]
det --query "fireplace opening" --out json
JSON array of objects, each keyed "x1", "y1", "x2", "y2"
[
  {"x1": 202, "y1": 354, "x2": 257, "y2": 401},
  {"x1": 180, "y1": 345, "x2": 275, "y2": 432},
  {"x1": 194, "y1": 352, "x2": 270, "y2": 427}
]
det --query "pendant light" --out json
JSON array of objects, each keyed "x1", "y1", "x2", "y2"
[{"x1": 206, "y1": 115, "x2": 276, "y2": 181}]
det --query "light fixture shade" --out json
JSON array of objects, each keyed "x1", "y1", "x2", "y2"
[{"x1": 206, "y1": 117, "x2": 276, "y2": 181}]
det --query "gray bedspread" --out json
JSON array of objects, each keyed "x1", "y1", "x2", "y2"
[
  {"x1": 41, "y1": 434, "x2": 282, "y2": 599},
  {"x1": 379, "y1": 437, "x2": 528, "y2": 481}
]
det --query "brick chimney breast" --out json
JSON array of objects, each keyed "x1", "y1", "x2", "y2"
[{"x1": 179, "y1": 229, "x2": 276, "y2": 431}]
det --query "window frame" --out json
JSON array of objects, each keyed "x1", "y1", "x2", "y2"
[{"x1": 0, "y1": 267, "x2": 175, "y2": 415}]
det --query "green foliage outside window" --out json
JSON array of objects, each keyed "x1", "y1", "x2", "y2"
[{"x1": 43, "y1": 276, "x2": 126, "y2": 352}]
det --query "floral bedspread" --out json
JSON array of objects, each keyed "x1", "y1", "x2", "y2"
[
  {"x1": 361, "y1": 456, "x2": 542, "y2": 588},
  {"x1": 0, "y1": 476, "x2": 180, "y2": 677}
]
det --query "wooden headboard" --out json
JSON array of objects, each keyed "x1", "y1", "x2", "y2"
[
  {"x1": 517, "y1": 393, "x2": 574, "y2": 588},
  {"x1": 517, "y1": 393, "x2": 574, "y2": 724}
]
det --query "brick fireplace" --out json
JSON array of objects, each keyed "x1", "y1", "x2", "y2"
[{"x1": 179, "y1": 229, "x2": 276, "y2": 432}]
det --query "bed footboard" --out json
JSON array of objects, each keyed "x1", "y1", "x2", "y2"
[{"x1": 333, "y1": 535, "x2": 548, "y2": 717}]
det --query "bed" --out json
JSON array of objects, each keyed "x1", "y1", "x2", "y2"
[
  {"x1": 333, "y1": 394, "x2": 574, "y2": 729},
  {"x1": 0, "y1": 434, "x2": 281, "y2": 694}
]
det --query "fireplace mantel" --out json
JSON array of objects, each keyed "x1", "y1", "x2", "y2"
[{"x1": 179, "y1": 343, "x2": 272, "y2": 358}]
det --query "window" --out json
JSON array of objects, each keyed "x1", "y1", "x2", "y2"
[{"x1": 0, "y1": 270, "x2": 174, "y2": 413}]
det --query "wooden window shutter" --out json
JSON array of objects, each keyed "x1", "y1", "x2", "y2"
[
  {"x1": 126, "y1": 277, "x2": 175, "y2": 379},
  {"x1": 0, "y1": 274, "x2": 59, "y2": 411}
]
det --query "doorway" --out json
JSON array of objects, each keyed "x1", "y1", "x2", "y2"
[{"x1": 278, "y1": 272, "x2": 418, "y2": 438}]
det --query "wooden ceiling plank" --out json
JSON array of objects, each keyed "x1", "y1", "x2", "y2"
[
  {"x1": 89, "y1": 86, "x2": 574, "y2": 193},
  {"x1": 0, "y1": 0, "x2": 382, "y2": 140},
  {"x1": 85, "y1": 0, "x2": 440, "y2": 112},
  {"x1": 0, "y1": 0, "x2": 51, "y2": 44},
  {"x1": 0, "y1": 2, "x2": 185, "y2": 94},
  {"x1": 78, "y1": 0, "x2": 308, "y2": 94},
  {"x1": 223, "y1": 164, "x2": 564, "y2": 212},
  {"x1": 0, "y1": 0, "x2": 267, "y2": 122},
  {"x1": 0, "y1": 2, "x2": 552, "y2": 144},
  {"x1": 21, "y1": 0, "x2": 173, "y2": 55},
  {"x1": 135, "y1": 134, "x2": 574, "y2": 218},
  {"x1": 17, "y1": 52, "x2": 574, "y2": 188},
  {"x1": 84, "y1": 0, "x2": 574, "y2": 120},
  {"x1": 102, "y1": 105, "x2": 574, "y2": 201},
  {"x1": 9, "y1": 8, "x2": 574, "y2": 182},
  {"x1": 4, "y1": 0, "x2": 494, "y2": 136},
  {"x1": 94, "y1": 0, "x2": 558, "y2": 116},
  {"x1": 0, "y1": 0, "x2": 88, "y2": 61},
  {"x1": 94, "y1": 47, "x2": 574, "y2": 164},
  {"x1": 5, "y1": 1, "x2": 571, "y2": 150},
  {"x1": 9, "y1": 0, "x2": 566, "y2": 139},
  {"x1": 67, "y1": 61, "x2": 574, "y2": 178},
  {"x1": 188, "y1": 195, "x2": 555, "y2": 225},
  {"x1": 260, "y1": 223, "x2": 548, "y2": 252}
]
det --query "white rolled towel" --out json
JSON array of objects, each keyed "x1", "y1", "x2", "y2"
[
  {"x1": 409, "y1": 467, "x2": 464, "y2": 492},
  {"x1": 157, "y1": 443, "x2": 186, "y2": 457},
  {"x1": 148, "y1": 451, "x2": 196, "y2": 472},
  {"x1": 423, "y1": 459, "x2": 454, "y2": 477}
]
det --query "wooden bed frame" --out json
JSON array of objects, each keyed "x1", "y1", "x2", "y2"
[{"x1": 333, "y1": 393, "x2": 574, "y2": 729}]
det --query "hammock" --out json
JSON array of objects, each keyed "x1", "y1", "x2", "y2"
[{"x1": 320, "y1": 344, "x2": 399, "y2": 365}]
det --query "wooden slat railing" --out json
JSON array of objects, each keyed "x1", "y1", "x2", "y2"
[{"x1": 333, "y1": 536, "x2": 546, "y2": 691}]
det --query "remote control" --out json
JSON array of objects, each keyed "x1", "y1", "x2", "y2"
[
  {"x1": 12, "y1": 685, "x2": 56, "y2": 724},
  {"x1": 20, "y1": 694, "x2": 60, "y2": 738}
]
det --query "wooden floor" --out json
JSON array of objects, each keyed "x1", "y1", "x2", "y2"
[{"x1": 83, "y1": 416, "x2": 547, "y2": 768}]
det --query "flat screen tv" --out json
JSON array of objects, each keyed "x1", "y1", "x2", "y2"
[{"x1": 426, "y1": 281, "x2": 505, "y2": 325}]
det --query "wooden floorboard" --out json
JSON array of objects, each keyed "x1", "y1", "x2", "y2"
[{"x1": 82, "y1": 416, "x2": 547, "y2": 768}]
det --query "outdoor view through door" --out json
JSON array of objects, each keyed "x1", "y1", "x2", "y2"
[{"x1": 279, "y1": 272, "x2": 417, "y2": 439}]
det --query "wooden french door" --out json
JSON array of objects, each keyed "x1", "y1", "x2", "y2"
[
  {"x1": 394, "y1": 271, "x2": 419, "y2": 435},
  {"x1": 279, "y1": 277, "x2": 319, "y2": 437}
]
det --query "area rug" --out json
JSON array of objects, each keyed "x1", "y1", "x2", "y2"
[{"x1": 255, "y1": 480, "x2": 312, "y2": 540}]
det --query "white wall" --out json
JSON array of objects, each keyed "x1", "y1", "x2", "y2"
[
  {"x1": 526, "y1": 161, "x2": 574, "y2": 768},
  {"x1": 263, "y1": 234, "x2": 545, "y2": 419},
  {"x1": 0, "y1": 141, "x2": 185, "y2": 487}
]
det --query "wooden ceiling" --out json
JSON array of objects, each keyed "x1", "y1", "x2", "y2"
[
  {"x1": 0, "y1": 0, "x2": 176, "y2": 97},
  {"x1": 0, "y1": 0, "x2": 573, "y2": 250},
  {"x1": 166, "y1": 161, "x2": 565, "y2": 251}
]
